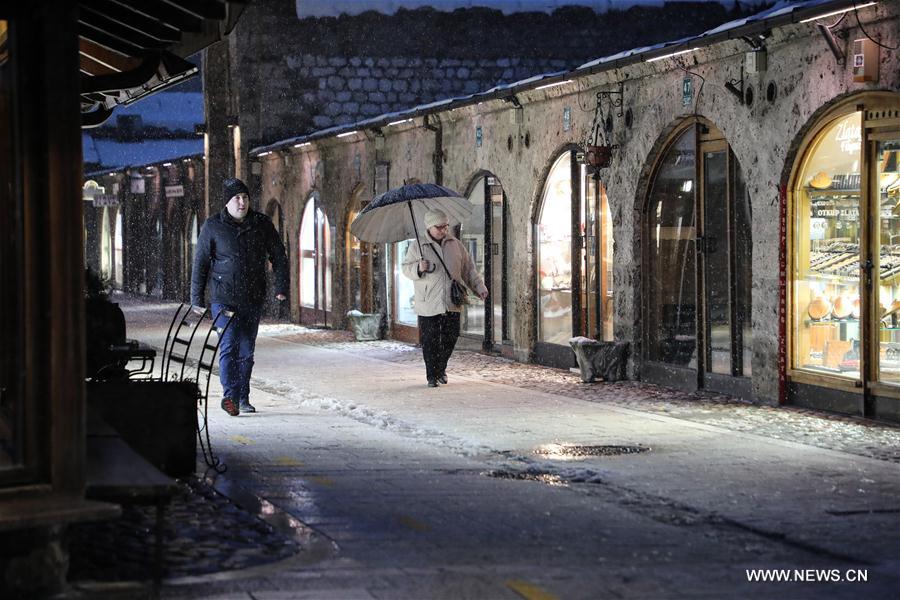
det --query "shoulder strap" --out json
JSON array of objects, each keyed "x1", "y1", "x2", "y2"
[{"x1": 428, "y1": 243, "x2": 453, "y2": 279}]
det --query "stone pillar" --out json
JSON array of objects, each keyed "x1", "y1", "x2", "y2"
[{"x1": 203, "y1": 41, "x2": 234, "y2": 216}]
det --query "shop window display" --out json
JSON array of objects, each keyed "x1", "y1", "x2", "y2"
[
  {"x1": 461, "y1": 181, "x2": 486, "y2": 336},
  {"x1": 395, "y1": 240, "x2": 417, "y2": 326},
  {"x1": 876, "y1": 139, "x2": 900, "y2": 383},
  {"x1": 792, "y1": 112, "x2": 863, "y2": 379},
  {"x1": 537, "y1": 153, "x2": 573, "y2": 345}
]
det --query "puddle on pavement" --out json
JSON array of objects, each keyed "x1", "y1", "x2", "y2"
[
  {"x1": 483, "y1": 470, "x2": 568, "y2": 486},
  {"x1": 533, "y1": 443, "x2": 650, "y2": 460}
]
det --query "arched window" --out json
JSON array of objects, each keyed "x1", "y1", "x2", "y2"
[
  {"x1": 788, "y1": 94, "x2": 900, "y2": 417},
  {"x1": 536, "y1": 153, "x2": 573, "y2": 346},
  {"x1": 299, "y1": 195, "x2": 331, "y2": 325}
]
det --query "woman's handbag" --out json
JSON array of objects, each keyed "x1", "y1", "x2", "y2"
[
  {"x1": 430, "y1": 245, "x2": 470, "y2": 306},
  {"x1": 450, "y1": 279, "x2": 469, "y2": 306}
]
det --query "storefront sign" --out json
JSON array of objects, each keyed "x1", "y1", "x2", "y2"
[
  {"x1": 835, "y1": 120, "x2": 861, "y2": 154},
  {"x1": 475, "y1": 126, "x2": 482, "y2": 148},
  {"x1": 165, "y1": 184, "x2": 184, "y2": 198},
  {"x1": 130, "y1": 177, "x2": 145, "y2": 194},
  {"x1": 812, "y1": 207, "x2": 859, "y2": 219},
  {"x1": 93, "y1": 193, "x2": 118, "y2": 207},
  {"x1": 563, "y1": 106, "x2": 571, "y2": 131}
]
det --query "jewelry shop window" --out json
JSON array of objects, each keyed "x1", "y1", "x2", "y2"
[{"x1": 792, "y1": 112, "x2": 862, "y2": 379}]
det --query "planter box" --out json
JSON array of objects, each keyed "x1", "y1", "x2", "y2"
[
  {"x1": 347, "y1": 313, "x2": 382, "y2": 341},
  {"x1": 87, "y1": 380, "x2": 199, "y2": 477},
  {"x1": 569, "y1": 338, "x2": 629, "y2": 383}
]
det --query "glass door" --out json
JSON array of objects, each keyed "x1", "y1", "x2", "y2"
[
  {"x1": 580, "y1": 166, "x2": 614, "y2": 341},
  {"x1": 490, "y1": 179, "x2": 505, "y2": 346},
  {"x1": 701, "y1": 144, "x2": 731, "y2": 375},
  {"x1": 645, "y1": 122, "x2": 751, "y2": 395},
  {"x1": 875, "y1": 137, "x2": 900, "y2": 383}
]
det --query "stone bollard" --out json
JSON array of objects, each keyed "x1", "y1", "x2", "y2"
[
  {"x1": 569, "y1": 337, "x2": 629, "y2": 383},
  {"x1": 346, "y1": 310, "x2": 383, "y2": 341}
]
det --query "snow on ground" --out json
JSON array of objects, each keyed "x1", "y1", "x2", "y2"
[{"x1": 251, "y1": 374, "x2": 609, "y2": 485}]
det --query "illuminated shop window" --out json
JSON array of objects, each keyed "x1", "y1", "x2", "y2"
[
  {"x1": 395, "y1": 240, "x2": 417, "y2": 326},
  {"x1": 792, "y1": 112, "x2": 863, "y2": 379},
  {"x1": 536, "y1": 153, "x2": 573, "y2": 345}
]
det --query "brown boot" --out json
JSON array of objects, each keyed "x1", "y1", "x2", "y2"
[{"x1": 221, "y1": 397, "x2": 239, "y2": 416}]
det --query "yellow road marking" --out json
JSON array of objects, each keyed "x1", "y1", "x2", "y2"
[
  {"x1": 228, "y1": 435, "x2": 254, "y2": 445},
  {"x1": 506, "y1": 579, "x2": 558, "y2": 600},
  {"x1": 274, "y1": 456, "x2": 304, "y2": 467},
  {"x1": 307, "y1": 475, "x2": 334, "y2": 487},
  {"x1": 397, "y1": 515, "x2": 429, "y2": 532}
]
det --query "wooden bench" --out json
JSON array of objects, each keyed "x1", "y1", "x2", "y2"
[{"x1": 86, "y1": 412, "x2": 177, "y2": 584}]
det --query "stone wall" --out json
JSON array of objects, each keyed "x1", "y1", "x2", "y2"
[
  {"x1": 252, "y1": 2, "x2": 900, "y2": 405},
  {"x1": 204, "y1": 0, "x2": 753, "y2": 206}
]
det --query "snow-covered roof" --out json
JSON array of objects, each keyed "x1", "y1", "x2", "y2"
[
  {"x1": 114, "y1": 92, "x2": 204, "y2": 131},
  {"x1": 83, "y1": 136, "x2": 204, "y2": 172},
  {"x1": 255, "y1": 0, "x2": 859, "y2": 155},
  {"x1": 295, "y1": 0, "x2": 736, "y2": 18}
]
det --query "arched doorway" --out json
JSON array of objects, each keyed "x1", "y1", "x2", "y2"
[
  {"x1": 788, "y1": 93, "x2": 900, "y2": 418},
  {"x1": 461, "y1": 173, "x2": 510, "y2": 352},
  {"x1": 534, "y1": 150, "x2": 615, "y2": 367},
  {"x1": 299, "y1": 194, "x2": 332, "y2": 326},
  {"x1": 643, "y1": 119, "x2": 752, "y2": 397},
  {"x1": 347, "y1": 191, "x2": 374, "y2": 314}
]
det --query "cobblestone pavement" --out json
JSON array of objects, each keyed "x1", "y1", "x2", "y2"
[
  {"x1": 68, "y1": 479, "x2": 302, "y2": 582},
  {"x1": 270, "y1": 330, "x2": 900, "y2": 464}
]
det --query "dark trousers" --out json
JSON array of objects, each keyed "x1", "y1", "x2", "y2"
[
  {"x1": 418, "y1": 312, "x2": 460, "y2": 381},
  {"x1": 212, "y1": 303, "x2": 261, "y2": 403}
]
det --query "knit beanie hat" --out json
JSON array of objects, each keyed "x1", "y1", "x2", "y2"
[
  {"x1": 424, "y1": 209, "x2": 449, "y2": 229},
  {"x1": 223, "y1": 177, "x2": 249, "y2": 202}
]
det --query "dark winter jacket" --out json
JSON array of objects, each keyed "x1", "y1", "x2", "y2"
[{"x1": 191, "y1": 209, "x2": 289, "y2": 310}]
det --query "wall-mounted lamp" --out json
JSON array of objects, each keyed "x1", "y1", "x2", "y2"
[
  {"x1": 724, "y1": 80, "x2": 744, "y2": 103},
  {"x1": 387, "y1": 118, "x2": 412, "y2": 127},
  {"x1": 293, "y1": 142, "x2": 311, "y2": 149},
  {"x1": 817, "y1": 23, "x2": 845, "y2": 65},
  {"x1": 337, "y1": 130, "x2": 359, "y2": 138},
  {"x1": 724, "y1": 64, "x2": 745, "y2": 105}
]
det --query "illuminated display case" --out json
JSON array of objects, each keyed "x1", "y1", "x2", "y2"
[
  {"x1": 792, "y1": 109, "x2": 900, "y2": 384},
  {"x1": 793, "y1": 113, "x2": 863, "y2": 378}
]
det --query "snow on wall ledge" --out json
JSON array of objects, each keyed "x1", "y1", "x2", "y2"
[{"x1": 295, "y1": 0, "x2": 736, "y2": 18}]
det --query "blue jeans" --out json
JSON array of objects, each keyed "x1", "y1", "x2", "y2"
[{"x1": 212, "y1": 303, "x2": 261, "y2": 404}]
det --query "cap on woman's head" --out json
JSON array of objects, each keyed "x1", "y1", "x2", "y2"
[
  {"x1": 424, "y1": 209, "x2": 449, "y2": 229},
  {"x1": 223, "y1": 177, "x2": 249, "y2": 202}
]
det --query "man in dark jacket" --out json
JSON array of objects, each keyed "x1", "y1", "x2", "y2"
[{"x1": 191, "y1": 178, "x2": 289, "y2": 416}]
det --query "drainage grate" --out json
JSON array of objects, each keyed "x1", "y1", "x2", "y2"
[{"x1": 533, "y1": 444, "x2": 650, "y2": 459}]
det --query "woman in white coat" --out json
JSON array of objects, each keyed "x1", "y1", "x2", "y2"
[{"x1": 402, "y1": 209, "x2": 488, "y2": 387}]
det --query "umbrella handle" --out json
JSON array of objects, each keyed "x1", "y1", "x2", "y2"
[{"x1": 408, "y1": 201, "x2": 423, "y2": 257}]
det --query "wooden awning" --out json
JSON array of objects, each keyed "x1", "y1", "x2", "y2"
[{"x1": 78, "y1": 0, "x2": 244, "y2": 127}]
